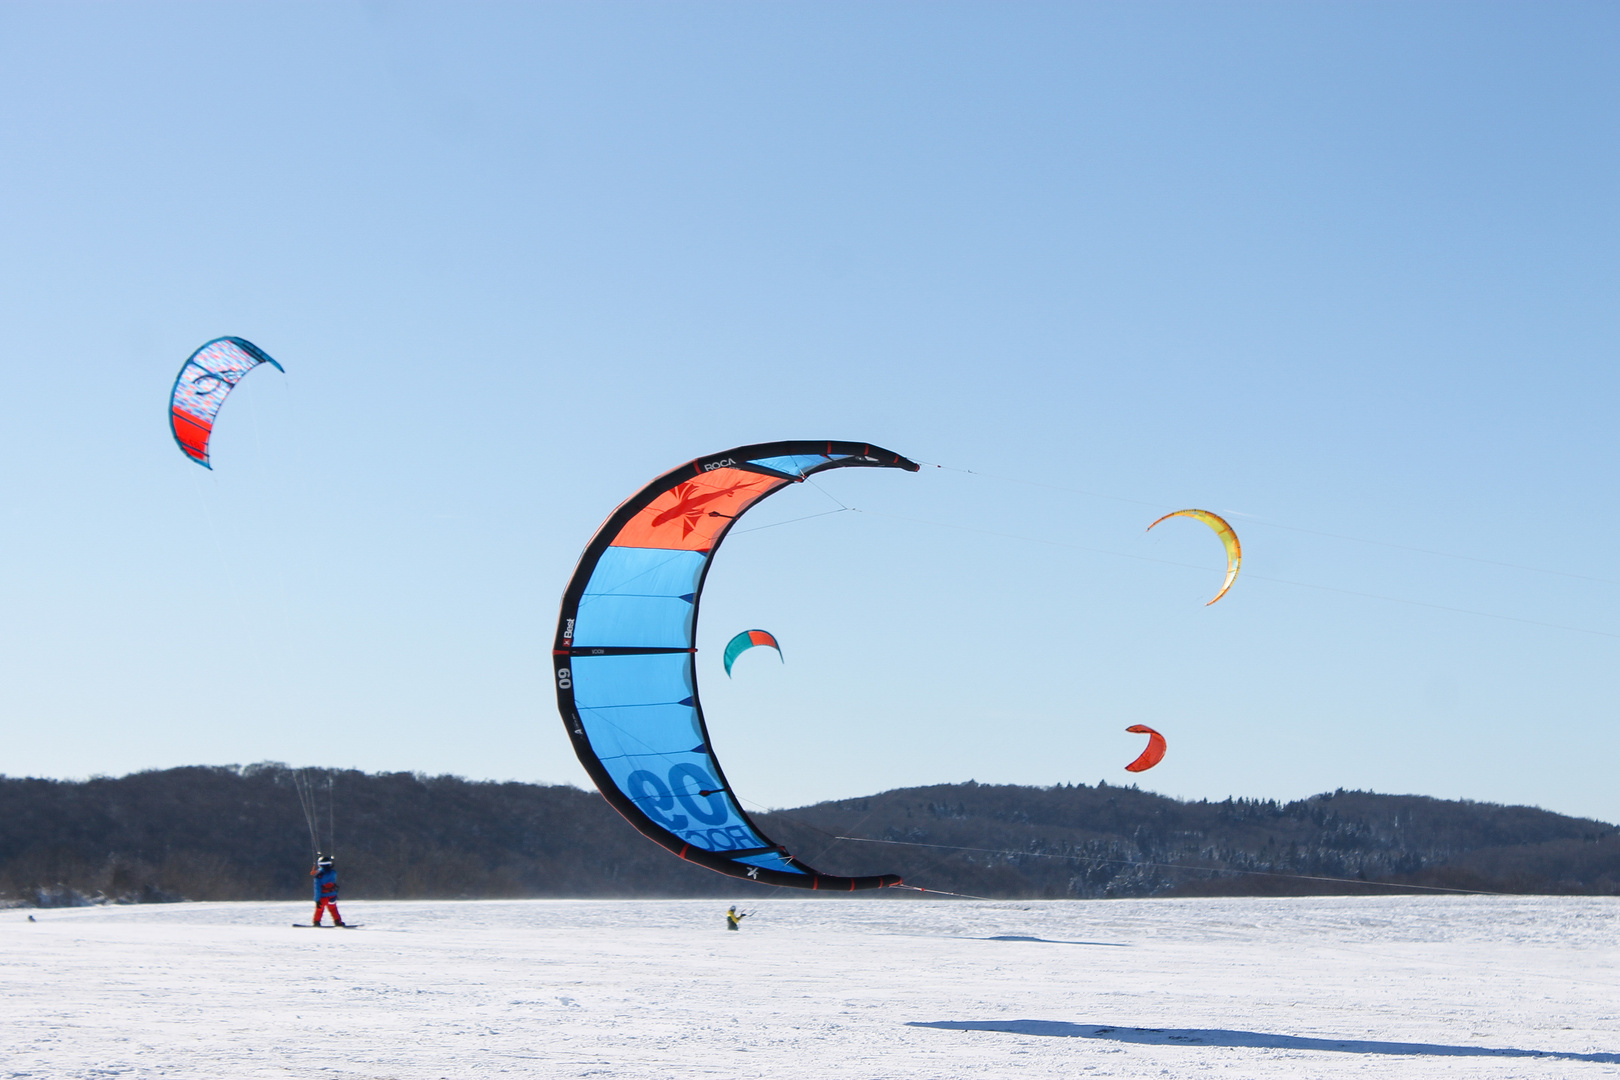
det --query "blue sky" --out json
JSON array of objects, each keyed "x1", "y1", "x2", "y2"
[{"x1": 0, "y1": 2, "x2": 1616, "y2": 822}]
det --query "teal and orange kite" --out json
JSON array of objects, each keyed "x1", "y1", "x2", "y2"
[{"x1": 723, "y1": 630, "x2": 782, "y2": 677}]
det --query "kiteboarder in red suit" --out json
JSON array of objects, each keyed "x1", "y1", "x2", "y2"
[{"x1": 311, "y1": 855, "x2": 343, "y2": 926}]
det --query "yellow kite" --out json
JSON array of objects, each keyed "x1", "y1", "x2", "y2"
[{"x1": 1147, "y1": 509, "x2": 1242, "y2": 605}]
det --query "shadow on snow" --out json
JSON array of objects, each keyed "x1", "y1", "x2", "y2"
[
  {"x1": 978, "y1": 935, "x2": 1132, "y2": 947},
  {"x1": 908, "y1": 1021, "x2": 1620, "y2": 1063}
]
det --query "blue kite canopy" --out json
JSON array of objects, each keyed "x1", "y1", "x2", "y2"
[{"x1": 553, "y1": 441, "x2": 918, "y2": 891}]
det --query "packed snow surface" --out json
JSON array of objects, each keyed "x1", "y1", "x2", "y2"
[{"x1": 3, "y1": 895, "x2": 1617, "y2": 1078}]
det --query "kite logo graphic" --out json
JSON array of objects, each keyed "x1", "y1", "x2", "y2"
[
  {"x1": 562, "y1": 618, "x2": 575, "y2": 643},
  {"x1": 701, "y1": 458, "x2": 736, "y2": 471},
  {"x1": 652, "y1": 480, "x2": 753, "y2": 538},
  {"x1": 189, "y1": 366, "x2": 240, "y2": 395},
  {"x1": 747, "y1": 867, "x2": 759, "y2": 879}
]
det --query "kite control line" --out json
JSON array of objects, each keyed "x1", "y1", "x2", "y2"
[
  {"x1": 910, "y1": 461, "x2": 1620, "y2": 640},
  {"x1": 891, "y1": 883, "x2": 998, "y2": 901},
  {"x1": 835, "y1": 836, "x2": 1513, "y2": 896},
  {"x1": 292, "y1": 770, "x2": 320, "y2": 857},
  {"x1": 291, "y1": 769, "x2": 337, "y2": 859}
]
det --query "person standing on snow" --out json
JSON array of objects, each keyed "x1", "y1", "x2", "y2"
[
  {"x1": 726, "y1": 905, "x2": 748, "y2": 931},
  {"x1": 311, "y1": 854, "x2": 344, "y2": 926}
]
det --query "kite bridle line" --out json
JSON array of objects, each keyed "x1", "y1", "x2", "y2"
[
  {"x1": 731, "y1": 789, "x2": 888, "y2": 873},
  {"x1": 891, "y1": 883, "x2": 998, "y2": 901},
  {"x1": 731, "y1": 506, "x2": 852, "y2": 536}
]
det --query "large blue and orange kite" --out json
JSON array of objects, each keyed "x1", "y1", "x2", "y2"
[
  {"x1": 553, "y1": 441, "x2": 918, "y2": 891},
  {"x1": 168, "y1": 337, "x2": 283, "y2": 468}
]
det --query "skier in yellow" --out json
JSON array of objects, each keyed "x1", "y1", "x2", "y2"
[{"x1": 725, "y1": 905, "x2": 748, "y2": 931}]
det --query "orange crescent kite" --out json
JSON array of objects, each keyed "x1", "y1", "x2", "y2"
[
  {"x1": 1124, "y1": 724, "x2": 1167, "y2": 772},
  {"x1": 1147, "y1": 508, "x2": 1242, "y2": 605}
]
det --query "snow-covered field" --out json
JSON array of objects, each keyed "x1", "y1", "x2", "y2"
[{"x1": 2, "y1": 895, "x2": 1617, "y2": 1078}]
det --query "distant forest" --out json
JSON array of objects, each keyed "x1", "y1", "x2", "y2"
[{"x1": 3, "y1": 764, "x2": 1618, "y2": 906}]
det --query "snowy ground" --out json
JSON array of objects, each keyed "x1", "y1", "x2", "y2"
[{"x1": 2, "y1": 895, "x2": 1617, "y2": 1078}]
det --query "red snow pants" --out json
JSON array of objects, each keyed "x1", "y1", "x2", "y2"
[{"x1": 314, "y1": 899, "x2": 342, "y2": 925}]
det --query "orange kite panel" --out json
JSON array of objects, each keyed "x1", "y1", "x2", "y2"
[{"x1": 611, "y1": 469, "x2": 789, "y2": 551}]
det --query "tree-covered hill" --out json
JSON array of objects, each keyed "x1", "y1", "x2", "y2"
[
  {"x1": 2, "y1": 765, "x2": 1616, "y2": 905},
  {"x1": 758, "y1": 781, "x2": 1620, "y2": 898}
]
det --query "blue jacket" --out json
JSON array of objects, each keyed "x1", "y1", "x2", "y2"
[{"x1": 312, "y1": 866, "x2": 338, "y2": 902}]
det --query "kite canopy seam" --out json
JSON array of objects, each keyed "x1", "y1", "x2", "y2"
[{"x1": 552, "y1": 441, "x2": 918, "y2": 891}]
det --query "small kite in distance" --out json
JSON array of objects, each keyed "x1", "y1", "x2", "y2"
[
  {"x1": 168, "y1": 336, "x2": 284, "y2": 468},
  {"x1": 1124, "y1": 724, "x2": 1167, "y2": 772},
  {"x1": 1147, "y1": 508, "x2": 1242, "y2": 605},
  {"x1": 724, "y1": 630, "x2": 783, "y2": 677}
]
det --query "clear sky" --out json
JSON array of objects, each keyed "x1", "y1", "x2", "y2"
[{"x1": 0, "y1": 2, "x2": 1616, "y2": 822}]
